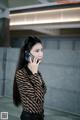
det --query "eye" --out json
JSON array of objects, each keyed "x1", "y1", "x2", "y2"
[
  {"x1": 35, "y1": 48, "x2": 43, "y2": 53},
  {"x1": 36, "y1": 49, "x2": 39, "y2": 52}
]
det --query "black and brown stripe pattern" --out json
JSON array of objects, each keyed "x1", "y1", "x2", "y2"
[{"x1": 16, "y1": 66, "x2": 46, "y2": 113}]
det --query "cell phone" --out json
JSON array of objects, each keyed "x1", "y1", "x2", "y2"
[{"x1": 25, "y1": 50, "x2": 34, "y2": 62}]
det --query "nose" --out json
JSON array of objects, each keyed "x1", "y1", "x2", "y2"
[{"x1": 38, "y1": 52, "x2": 43, "y2": 58}]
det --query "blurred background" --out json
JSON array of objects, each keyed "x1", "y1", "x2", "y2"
[{"x1": 0, "y1": 0, "x2": 80, "y2": 120}]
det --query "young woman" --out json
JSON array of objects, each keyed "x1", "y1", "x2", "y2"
[{"x1": 13, "y1": 36, "x2": 47, "y2": 120}]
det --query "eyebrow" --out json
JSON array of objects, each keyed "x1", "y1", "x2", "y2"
[
  {"x1": 34, "y1": 48, "x2": 43, "y2": 51},
  {"x1": 37, "y1": 47, "x2": 43, "y2": 50}
]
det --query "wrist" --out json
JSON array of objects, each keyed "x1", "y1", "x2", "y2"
[{"x1": 32, "y1": 71, "x2": 37, "y2": 74}]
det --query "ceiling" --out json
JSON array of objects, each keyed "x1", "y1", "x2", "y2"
[
  {"x1": 9, "y1": 0, "x2": 57, "y2": 8},
  {"x1": 9, "y1": 0, "x2": 80, "y2": 37},
  {"x1": 8, "y1": 0, "x2": 80, "y2": 8}
]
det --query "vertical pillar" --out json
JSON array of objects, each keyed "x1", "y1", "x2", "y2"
[
  {"x1": 0, "y1": 1, "x2": 10, "y2": 47},
  {"x1": 0, "y1": 0, "x2": 9, "y2": 96}
]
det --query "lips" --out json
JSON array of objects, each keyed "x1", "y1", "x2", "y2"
[
  {"x1": 38, "y1": 57, "x2": 42, "y2": 60},
  {"x1": 38, "y1": 56, "x2": 43, "y2": 58}
]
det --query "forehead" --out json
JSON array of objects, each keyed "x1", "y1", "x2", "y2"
[{"x1": 31, "y1": 43, "x2": 43, "y2": 50}]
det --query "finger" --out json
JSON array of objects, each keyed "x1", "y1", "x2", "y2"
[
  {"x1": 29, "y1": 57, "x2": 32, "y2": 63},
  {"x1": 35, "y1": 58, "x2": 38, "y2": 63},
  {"x1": 33, "y1": 57, "x2": 37, "y2": 63},
  {"x1": 37, "y1": 60, "x2": 41, "y2": 65}
]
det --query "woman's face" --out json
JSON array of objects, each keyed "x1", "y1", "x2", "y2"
[{"x1": 30, "y1": 43, "x2": 43, "y2": 62}]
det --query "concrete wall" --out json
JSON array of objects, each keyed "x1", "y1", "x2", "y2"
[
  {"x1": 41, "y1": 50, "x2": 80, "y2": 114},
  {"x1": 40, "y1": 36, "x2": 80, "y2": 115},
  {"x1": 0, "y1": 36, "x2": 80, "y2": 115},
  {"x1": 0, "y1": 47, "x2": 19, "y2": 96}
]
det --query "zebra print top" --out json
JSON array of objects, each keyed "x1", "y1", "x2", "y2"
[{"x1": 16, "y1": 66, "x2": 47, "y2": 113}]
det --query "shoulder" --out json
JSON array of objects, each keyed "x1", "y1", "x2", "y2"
[
  {"x1": 15, "y1": 68, "x2": 27, "y2": 83},
  {"x1": 16, "y1": 68, "x2": 25, "y2": 77}
]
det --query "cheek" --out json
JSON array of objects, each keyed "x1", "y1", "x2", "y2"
[
  {"x1": 39, "y1": 52, "x2": 44, "y2": 59},
  {"x1": 31, "y1": 51, "x2": 43, "y2": 58},
  {"x1": 41, "y1": 52, "x2": 43, "y2": 58},
  {"x1": 32, "y1": 52, "x2": 38, "y2": 57}
]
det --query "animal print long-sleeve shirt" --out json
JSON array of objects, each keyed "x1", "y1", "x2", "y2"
[{"x1": 16, "y1": 66, "x2": 47, "y2": 113}]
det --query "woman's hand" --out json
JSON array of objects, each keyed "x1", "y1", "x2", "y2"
[{"x1": 28, "y1": 57, "x2": 41, "y2": 74}]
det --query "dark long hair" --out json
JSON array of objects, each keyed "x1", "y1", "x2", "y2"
[{"x1": 13, "y1": 36, "x2": 42, "y2": 107}]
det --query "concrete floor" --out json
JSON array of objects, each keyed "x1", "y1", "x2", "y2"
[{"x1": 0, "y1": 97, "x2": 80, "y2": 120}]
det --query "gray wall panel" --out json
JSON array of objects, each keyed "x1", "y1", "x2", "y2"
[
  {"x1": 45, "y1": 87, "x2": 78, "y2": 113},
  {"x1": 0, "y1": 48, "x2": 4, "y2": 96},
  {"x1": 77, "y1": 94, "x2": 80, "y2": 114},
  {"x1": 6, "y1": 48, "x2": 20, "y2": 61},
  {"x1": 75, "y1": 40, "x2": 80, "y2": 50},
  {"x1": 0, "y1": 62, "x2": 3, "y2": 80},
  {"x1": 43, "y1": 50, "x2": 80, "y2": 67},
  {"x1": 5, "y1": 61, "x2": 17, "y2": 80},
  {"x1": 5, "y1": 48, "x2": 20, "y2": 96},
  {"x1": 40, "y1": 64, "x2": 80, "y2": 92},
  {"x1": 44, "y1": 40, "x2": 58, "y2": 49},
  {"x1": 0, "y1": 48, "x2": 4, "y2": 60},
  {"x1": 0, "y1": 81, "x2": 3, "y2": 96},
  {"x1": 60, "y1": 40, "x2": 73, "y2": 50},
  {"x1": 5, "y1": 79, "x2": 13, "y2": 97}
]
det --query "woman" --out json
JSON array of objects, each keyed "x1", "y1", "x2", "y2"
[{"x1": 13, "y1": 36, "x2": 47, "y2": 120}]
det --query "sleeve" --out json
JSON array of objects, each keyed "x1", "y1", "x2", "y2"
[{"x1": 16, "y1": 70, "x2": 43, "y2": 105}]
